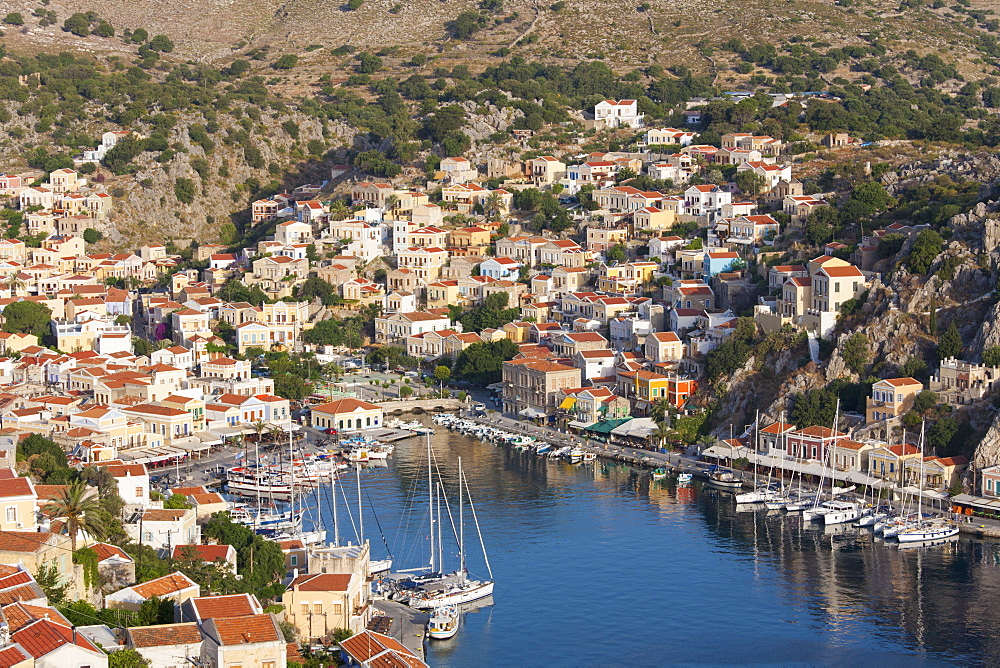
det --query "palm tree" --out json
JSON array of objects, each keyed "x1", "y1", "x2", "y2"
[
  {"x1": 482, "y1": 192, "x2": 503, "y2": 224},
  {"x1": 250, "y1": 419, "x2": 268, "y2": 443},
  {"x1": 267, "y1": 424, "x2": 285, "y2": 443},
  {"x1": 329, "y1": 199, "x2": 349, "y2": 221},
  {"x1": 650, "y1": 398, "x2": 673, "y2": 426},
  {"x1": 4, "y1": 273, "x2": 25, "y2": 295},
  {"x1": 652, "y1": 422, "x2": 673, "y2": 451},
  {"x1": 44, "y1": 481, "x2": 105, "y2": 552}
]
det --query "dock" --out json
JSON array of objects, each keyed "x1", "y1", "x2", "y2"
[
  {"x1": 371, "y1": 600, "x2": 428, "y2": 659},
  {"x1": 363, "y1": 428, "x2": 420, "y2": 442}
]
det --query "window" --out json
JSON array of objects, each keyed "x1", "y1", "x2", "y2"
[
  {"x1": 263, "y1": 662, "x2": 275, "y2": 668},
  {"x1": 313, "y1": 603, "x2": 323, "y2": 614},
  {"x1": 300, "y1": 603, "x2": 308, "y2": 616},
  {"x1": 5, "y1": 507, "x2": 14, "y2": 523},
  {"x1": 136, "y1": 487, "x2": 144, "y2": 498},
  {"x1": 290, "y1": 555, "x2": 297, "y2": 566}
]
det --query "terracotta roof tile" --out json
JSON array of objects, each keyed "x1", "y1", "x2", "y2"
[{"x1": 128, "y1": 622, "x2": 202, "y2": 648}]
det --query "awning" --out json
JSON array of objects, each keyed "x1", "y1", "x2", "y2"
[
  {"x1": 585, "y1": 418, "x2": 632, "y2": 434},
  {"x1": 518, "y1": 407, "x2": 546, "y2": 419},
  {"x1": 559, "y1": 396, "x2": 577, "y2": 410},
  {"x1": 196, "y1": 433, "x2": 223, "y2": 446},
  {"x1": 567, "y1": 420, "x2": 591, "y2": 429},
  {"x1": 611, "y1": 417, "x2": 658, "y2": 439}
]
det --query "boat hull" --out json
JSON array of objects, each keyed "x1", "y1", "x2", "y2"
[
  {"x1": 409, "y1": 580, "x2": 495, "y2": 609},
  {"x1": 897, "y1": 525, "x2": 960, "y2": 543},
  {"x1": 705, "y1": 478, "x2": 743, "y2": 490}
]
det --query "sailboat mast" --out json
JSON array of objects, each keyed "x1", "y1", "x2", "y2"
[
  {"x1": 331, "y1": 468, "x2": 339, "y2": 547},
  {"x1": 427, "y1": 433, "x2": 435, "y2": 572},
  {"x1": 356, "y1": 462, "x2": 364, "y2": 546},
  {"x1": 436, "y1": 482, "x2": 443, "y2": 572},
  {"x1": 459, "y1": 457, "x2": 465, "y2": 575},
  {"x1": 917, "y1": 420, "x2": 925, "y2": 519},
  {"x1": 829, "y1": 398, "x2": 840, "y2": 499},
  {"x1": 462, "y1": 467, "x2": 493, "y2": 579}
]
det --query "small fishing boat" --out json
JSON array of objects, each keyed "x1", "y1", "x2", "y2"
[
  {"x1": 677, "y1": 472, "x2": 693, "y2": 484},
  {"x1": 651, "y1": 468, "x2": 668, "y2": 480},
  {"x1": 427, "y1": 604, "x2": 460, "y2": 640},
  {"x1": 705, "y1": 468, "x2": 743, "y2": 490}
]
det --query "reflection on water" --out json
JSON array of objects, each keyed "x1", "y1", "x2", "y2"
[{"x1": 312, "y1": 426, "x2": 1000, "y2": 666}]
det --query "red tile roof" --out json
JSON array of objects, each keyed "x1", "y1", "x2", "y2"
[
  {"x1": 289, "y1": 573, "x2": 352, "y2": 592},
  {"x1": 171, "y1": 544, "x2": 234, "y2": 562},
  {"x1": 0, "y1": 477, "x2": 32, "y2": 499},
  {"x1": 208, "y1": 614, "x2": 281, "y2": 646},
  {"x1": 130, "y1": 572, "x2": 198, "y2": 599},
  {"x1": 340, "y1": 631, "x2": 428, "y2": 668},
  {"x1": 13, "y1": 618, "x2": 101, "y2": 657},
  {"x1": 128, "y1": 622, "x2": 202, "y2": 648},
  {"x1": 188, "y1": 593, "x2": 260, "y2": 620}
]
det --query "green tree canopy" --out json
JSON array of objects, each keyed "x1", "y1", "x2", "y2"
[
  {"x1": 453, "y1": 339, "x2": 517, "y2": 384},
  {"x1": 2, "y1": 300, "x2": 52, "y2": 340},
  {"x1": 937, "y1": 320, "x2": 962, "y2": 361}
]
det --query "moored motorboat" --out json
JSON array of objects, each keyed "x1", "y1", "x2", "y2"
[
  {"x1": 651, "y1": 468, "x2": 667, "y2": 480},
  {"x1": 427, "y1": 604, "x2": 460, "y2": 639},
  {"x1": 677, "y1": 472, "x2": 693, "y2": 484},
  {"x1": 705, "y1": 468, "x2": 743, "y2": 490}
]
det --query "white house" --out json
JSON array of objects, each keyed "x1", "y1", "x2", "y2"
[
  {"x1": 127, "y1": 622, "x2": 204, "y2": 668},
  {"x1": 480, "y1": 257, "x2": 521, "y2": 280},
  {"x1": 684, "y1": 184, "x2": 732, "y2": 222},
  {"x1": 594, "y1": 99, "x2": 643, "y2": 129}
]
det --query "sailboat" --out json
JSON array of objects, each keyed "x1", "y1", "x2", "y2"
[
  {"x1": 404, "y1": 457, "x2": 495, "y2": 610},
  {"x1": 897, "y1": 421, "x2": 959, "y2": 544},
  {"x1": 802, "y1": 400, "x2": 861, "y2": 524},
  {"x1": 735, "y1": 411, "x2": 782, "y2": 504}
]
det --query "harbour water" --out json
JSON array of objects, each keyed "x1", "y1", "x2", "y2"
[{"x1": 312, "y1": 424, "x2": 1000, "y2": 666}]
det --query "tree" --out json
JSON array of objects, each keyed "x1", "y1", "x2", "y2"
[
  {"x1": 3, "y1": 300, "x2": 52, "y2": 340},
  {"x1": 164, "y1": 493, "x2": 192, "y2": 509},
  {"x1": 458, "y1": 292, "x2": 520, "y2": 332},
  {"x1": 149, "y1": 34, "x2": 174, "y2": 52},
  {"x1": 453, "y1": 339, "x2": 517, "y2": 384},
  {"x1": 273, "y1": 54, "x2": 298, "y2": 70},
  {"x1": 174, "y1": 178, "x2": 196, "y2": 204},
  {"x1": 913, "y1": 390, "x2": 938, "y2": 413},
  {"x1": 850, "y1": 181, "x2": 895, "y2": 216},
  {"x1": 273, "y1": 372, "x2": 312, "y2": 401},
  {"x1": 346, "y1": 0, "x2": 364, "y2": 8},
  {"x1": 202, "y1": 514, "x2": 285, "y2": 599},
  {"x1": 433, "y1": 365, "x2": 451, "y2": 384},
  {"x1": 937, "y1": 320, "x2": 962, "y2": 361},
  {"x1": 3, "y1": 13, "x2": 24, "y2": 25},
  {"x1": 840, "y1": 332, "x2": 870, "y2": 376},
  {"x1": 605, "y1": 244, "x2": 627, "y2": 263},
  {"x1": 83, "y1": 228, "x2": 103, "y2": 244},
  {"x1": 94, "y1": 21, "x2": 115, "y2": 37},
  {"x1": 35, "y1": 561, "x2": 68, "y2": 604},
  {"x1": 983, "y1": 346, "x2": 1000, "y2": 367},
  {"x1": 62, "y1": 13, "x2": 91, "y2": 36},
  {"x1": 450, "y1": 11, "x2": 486, "y2": 39},
  {"x1": 735, "y1": 170, "x2": 766, "y2": 198},
  {"x1": 927, "y1": 415, "x2": 959, "y2": 452},
  {"x1": 44, "y1": 481, "x2": 105, "y2": 552},
  {"x1": 108, "y1": 650, "x2": 151, "y2": 668},
  {"x1": 399, "y1": 385, "x2": 413, "y2": 399},
  {"x1": 357, "y1": 52, "x2": 383, "y2": 74},
  {"x1": 907, "y1": 229, "x2": 944, "y2": 274}
]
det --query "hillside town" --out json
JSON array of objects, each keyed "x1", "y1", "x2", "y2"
[{"x1": 0, "y1": 93, "x2": 995, "y2": 666}]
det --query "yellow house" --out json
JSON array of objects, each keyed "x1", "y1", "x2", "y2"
[
  {"x1": 0, "y1": 473, "x2": 38, "y2": 531},
  {"x1": 427, "y1": 280, "x2": 461, "y2": 309},
  {"x1": 866, "y1": 377, "x2": 922, "y2": 423},
  {"x1": 282, "y1": 572, "x2": 370, "y2": 639},
  {"x1": 633, "y1": 206, "x2": 676, "y2": 231},
  {"x1": 633, "y1": 370, "x2": 670, "y2": 404},
  {"x1": 311, "y1": 398, "x2": 384, "y2": 432},
  {"x1": 160, "y1": 395, "x2": 206, "y2": 433}
]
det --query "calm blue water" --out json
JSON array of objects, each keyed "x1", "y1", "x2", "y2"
[{"x1": 310, "y1": 425, "x2": 1000, "y2": 667}]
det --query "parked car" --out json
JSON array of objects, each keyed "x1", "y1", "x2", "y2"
[{"x1": 323, "y1": 427, "x2": 339, "y2": 435}]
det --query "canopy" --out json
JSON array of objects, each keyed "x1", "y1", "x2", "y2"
[
  {"x1": 519, "y1": 407, "x2": 546, "y2": 419},
  {"x1": 585, "y1": 418, "x2": 632, "y2": 434},
  {"x1": 610, "y1": 417, "x2": 658, "y2": 439},
  {"x1": 567, "y1": 420, "x2": 591, "y2": 430},
  {"x1": 559, "y1": 396, "x2": 577, "y2": 410}
]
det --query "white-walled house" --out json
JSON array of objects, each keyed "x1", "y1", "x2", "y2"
[{"x1": 594, "y1": 100, "x2": 643, "y2": 129}]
